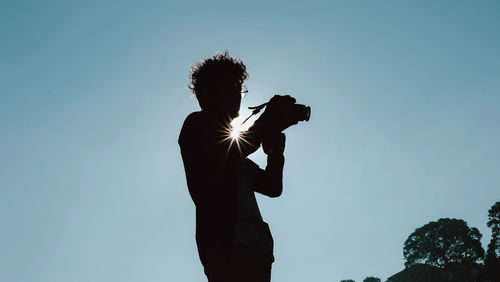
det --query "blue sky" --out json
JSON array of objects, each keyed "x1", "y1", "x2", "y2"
[{"x1": 1, "y1": 1, "x2": 499, "y2": 281}]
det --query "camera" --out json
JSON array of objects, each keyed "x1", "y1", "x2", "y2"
[
  {"x1": 243, "y1": 95, "x2": 311, "y2": 128},
  {"x1": 289, "y1": 103, "x2": 311, "y2": 123}
]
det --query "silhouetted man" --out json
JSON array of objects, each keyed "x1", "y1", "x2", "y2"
[{"x1": 179, "y1": 52, "x2": 296, "y2": 282}]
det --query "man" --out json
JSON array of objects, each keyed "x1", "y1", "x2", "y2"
[{"x1": 179, "y1": 51, "x2": 296, "y2": 282}]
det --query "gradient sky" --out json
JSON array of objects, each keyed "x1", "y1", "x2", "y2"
[{"x1": 1, "y1": 1, "x2": 499, "y2": 282}]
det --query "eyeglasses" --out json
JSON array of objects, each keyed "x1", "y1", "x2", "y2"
[{"x1": 241, "y1": 86, "x2": 249, "y2": 98}]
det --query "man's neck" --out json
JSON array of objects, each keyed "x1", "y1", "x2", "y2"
[{"x1": 202, "y1": 109, "x2": 233, "y2": 123}]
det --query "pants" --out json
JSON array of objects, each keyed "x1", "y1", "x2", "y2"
[{"x1": 205, "y1": 243, "x2": 274, "y2": 282}]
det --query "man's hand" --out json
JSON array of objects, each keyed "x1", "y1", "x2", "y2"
[
  {"x1": 262, "y1": 133, "x2": 286, "y2": 155},
  {"x1": 255, "y1": 95, "x2": 299, "y2": 134}
]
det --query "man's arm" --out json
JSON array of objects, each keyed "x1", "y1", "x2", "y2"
[
  {"x1": 244, "y1": 155, "x2": 284, "y2": 198},
  {"x1": 244, "y1": 133, "x2": 286, "y2": 198}
]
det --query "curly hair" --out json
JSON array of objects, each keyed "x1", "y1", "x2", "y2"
[{"x1": 189, "y1": 51, "x2": 248, "y2": 109}]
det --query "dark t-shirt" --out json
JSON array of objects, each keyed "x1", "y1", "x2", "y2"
[{"x1": 178, "y1": 110, "x2": 283, "y2": 267}]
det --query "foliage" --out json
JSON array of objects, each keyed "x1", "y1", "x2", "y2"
[
  {"x1": 363, "y1": 277, "x2": 380, "y2": 282},
  {"x1": 403, "y1": 218, "x2": 484, "y2": 267},
  {"x1": 340, "y1": 280, "x2": 355, "y2": 282},
  {"x1": 485, "y1": 201, "x2": 500, "y2": 281},
  {"x1": 486, "y1": 201, "x2": 500, "y2": 260}
]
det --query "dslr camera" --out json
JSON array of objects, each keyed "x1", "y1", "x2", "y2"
[{"x1": 243, "y1": 95, "x2": 311, "y2": 131}]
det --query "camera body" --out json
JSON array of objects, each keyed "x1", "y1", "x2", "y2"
[
  {"x1": 242, "y1": 95, "x2": 311, "y2": 132},
  {"x1": 246, "y1": 95, "x2": 311, "y2": 133},
  {"x1": 265, "y1": 95, "x2": 311, "y2": 126}
]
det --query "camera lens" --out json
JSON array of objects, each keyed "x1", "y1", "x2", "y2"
[
  {"x1": 294, "y1": 104, "x2": 311, "y2": 122},
  {"x1": 305, "y1": 106, "x2": 311, "y2": 121}
]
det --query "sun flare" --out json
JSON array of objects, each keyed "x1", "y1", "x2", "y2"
[
  {"x1": 216, "y1": 109, "x2": 257, "y2": 156},
  {"x1": 230, "y1": 127, "x2": 241, "y2": 139},
  {"x1": 229, "y1": 111, "x2": 253, "y2": 141}
]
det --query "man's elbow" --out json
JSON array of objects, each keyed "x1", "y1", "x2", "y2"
[
  {"x1": 267, "y1": 185, "x2": 282, "y2": 198},
  {"x1": 269, "y1": 191, "x2": 282, "y2": 198}
]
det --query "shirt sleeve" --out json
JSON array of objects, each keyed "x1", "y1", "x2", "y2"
[{"x1": 243, "y1": 155, "x2": 284, "y2": 198}]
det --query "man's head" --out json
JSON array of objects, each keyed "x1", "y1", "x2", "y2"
[{"x1": 189, "y1": 51, "x2": 248, "y2": 119}]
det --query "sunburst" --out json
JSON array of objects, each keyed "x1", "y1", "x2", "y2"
[
  {"x1": 230, "y1": 127, "x2": 241, "y2": 139},
  {"x1": 215, "y1": 111, "x2": 255, "y2": 157}
]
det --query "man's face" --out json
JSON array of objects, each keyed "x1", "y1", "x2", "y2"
[{"x1": 216, "y1": 82, "x2": 242, "y2": 119}]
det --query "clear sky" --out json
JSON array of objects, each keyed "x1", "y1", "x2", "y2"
[{"x1": 1, "y1": 1, "x2": 499, "y2": 282}]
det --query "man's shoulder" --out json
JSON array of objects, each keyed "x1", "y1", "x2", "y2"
[
  {"x1": 184, "y1": 111, "x2": 202, "y2": 121},
  {"x1": 182, "y1": 111, "x2": 208, "y2": 130},
  {"x1": 179, "y1": 111, "x2": 204, "y2": 144}
]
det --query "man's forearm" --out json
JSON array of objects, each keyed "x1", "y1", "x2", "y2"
[{"x1": 263, "y1": 153, "x2": 284, "y2": 197}]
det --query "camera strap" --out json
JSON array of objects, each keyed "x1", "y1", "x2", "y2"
[{"x1": 241, "y1": 103, "x2": 268, "y2": 125}]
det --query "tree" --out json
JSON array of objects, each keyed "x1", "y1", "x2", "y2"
[
  {"x1": 362, "y1": 277, "x2": 380, "y2": 282},
  {"x1": 486, "y1": 201, "x2": 500, "y2": 262},
  {"x1": 485, "y1": 201, "x2": 500, "y2": 280},
  {"x1": 340, "y1": 280, "x2": 355, "y2": 282},
  {"x1": 403, "y1": 218, "x2": 484, "y2": 268}
]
